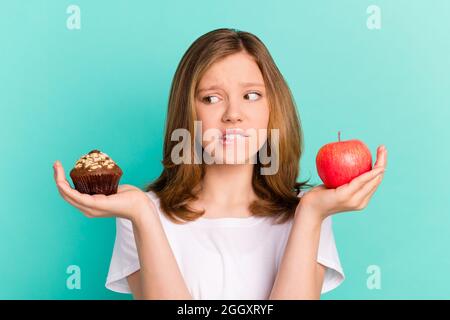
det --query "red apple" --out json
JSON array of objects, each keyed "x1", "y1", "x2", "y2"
[{"x1": 316, "y1": 132, "x2": 372, "y2": 189}]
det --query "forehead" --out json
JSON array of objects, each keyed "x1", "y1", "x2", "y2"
[{"x1": 198, "y1": 52, "x2": 264, "y2": 89}]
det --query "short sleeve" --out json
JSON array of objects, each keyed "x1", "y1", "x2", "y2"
[
  {"x1": 105, "y1": 217, "x2": 140, "y2": 294},
  {"x1": 298, "y1": 189, "x2": 345, "y2": 294},
  {"x1": 317, "y1": 215, "x2": 345, "y2": 293}
]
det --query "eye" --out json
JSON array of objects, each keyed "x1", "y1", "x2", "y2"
[
  {"x1": 202, "y1": 95, "x2": 220, "y2": 104},
  {"x1": 244, "y1": 92, "x2": 261, "y2": 101}
]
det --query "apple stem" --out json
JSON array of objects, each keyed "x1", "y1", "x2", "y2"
[{"x1": 338, "y1": 131, "x2": 341, "y2": 142}]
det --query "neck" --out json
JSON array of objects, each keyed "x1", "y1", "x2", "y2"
[{"x1": 199, "y1": 164, "x2": 257, "y2": 207}]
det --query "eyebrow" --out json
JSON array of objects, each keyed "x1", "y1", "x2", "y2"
[{"x1": 197, "y1": 82, "x2": 265, "y2": 93}]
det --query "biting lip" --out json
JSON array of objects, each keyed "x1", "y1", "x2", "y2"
[
  {"x1": 220, "y1": 128, "x2": 250, "y2": 139},
  {"x1": 221, "y1": 134, "x2": 249, "y2": 140},
  {"x1": 217, "y1": 129, "x2": 250, "y2": 145}
]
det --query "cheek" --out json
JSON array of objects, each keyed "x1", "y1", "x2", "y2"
[
  {"x1": 195, "y1": 105, "x2": 223, "y2": 148},
  {"x1": 249, "y1": 103, "x2": 269, "y2": 129},
  {"x1": 196, "y1": 107, "x2": 219, "y2": 131},
  {"x1": 246, "y1": 104, "x2": 270, "y2": 149}
]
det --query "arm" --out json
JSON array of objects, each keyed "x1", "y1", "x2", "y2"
[
  {"x1": 129, "y1": 202, "x2": 192, "y2": 300},
  {"x1": 52, "y1": 160, "x2": 192, "y2": 300},
  {"x1": 269, "y1": 205, "x2": 326, "y2": 300},
  {"x1": 269, "y1": 145, "x2": 387, "y2": 299},
  {"x1": 127, "y1": 270, "x2": 143, "y2": 300}
]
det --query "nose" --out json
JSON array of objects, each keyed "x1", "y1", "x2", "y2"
[{"x1": 222, "y1": 100, "x2": 243, "y2": 124}]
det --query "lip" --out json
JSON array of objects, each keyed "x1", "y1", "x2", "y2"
[
  {"x1": 220, "y1": 128, "x2": 250, "y2": 138},
  {"x1": 220, "y1": 135, "x2": 248, "y2": 145},
  {"x1": 218, "y1": 128, "x2": 249, "y2": 145}
]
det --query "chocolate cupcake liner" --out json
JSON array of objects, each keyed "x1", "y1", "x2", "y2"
[{"x1": 72, "y1": 172, "x2": 122, "y2": 195}]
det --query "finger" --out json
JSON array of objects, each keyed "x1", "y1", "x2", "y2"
[
  {"x1": 338, "y1": 166, "x2": 385, "y2": 195},
  {"x1": 53, "y1": 172, "x2": 95, "y2": 215},
  {"x1": 355, "y1": 145, "x2": 387, "y2": 204},
  {"x1": 360, "y1": 172, "x2": 385, "y2": 206},
  {"x1": 57, "y1": 186, "x2": 94, "y2": 215},
  {"x1": 57, "y1": 184, "x2": 119, "y2": 218},
  {"x1": 89, "y1": 192, "x2": 137, "y2": 216},
  {"x1": 53, "y1": 161, "x2": 96, "y2": 209},
  {"x1": 373, "y1": 145, "x2": 387, "y2": 170},
  {"x1": 53, "y1": 160, "x2": 71, "y2": 189},
  {"x1": 354, "y1": 172, "x2": 384, "y2": 208},
  {"x1": 54, "y1": 175, "x2": 94, "y2": 212}
]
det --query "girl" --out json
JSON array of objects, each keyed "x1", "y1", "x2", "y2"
[{"x1": 53, "y1": 28, "x2": 387, "y2": 300}]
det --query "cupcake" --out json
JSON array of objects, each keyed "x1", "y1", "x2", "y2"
[{"x1": 69, "y1": 149, "x2": 123, "y2": 195}]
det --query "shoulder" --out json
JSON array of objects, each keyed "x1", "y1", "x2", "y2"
[
  {"x1": 143, "y1": 190, "x2": 162, "y2": 216},
  {"x1": 297, "y1": 189, "x2": 309, "y2": 198},
  {"x1": 142, "y1": 190, "x2": 175, "y2": 226},
  {"x1": 144, "y1": 189, "x2": 159, "y2": 205}
]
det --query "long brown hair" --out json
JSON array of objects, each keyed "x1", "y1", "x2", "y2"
[{"x1": 145, "y1": 28, "x2": 313, "y2": 224}]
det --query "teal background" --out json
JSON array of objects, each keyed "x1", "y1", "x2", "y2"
[{"x1": 1, "y1": 0, "x2": 449, "y2": 299}]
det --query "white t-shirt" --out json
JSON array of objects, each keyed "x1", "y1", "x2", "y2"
[{"x1": 105, "y1": 190, "x2": 345, "y2": 299}]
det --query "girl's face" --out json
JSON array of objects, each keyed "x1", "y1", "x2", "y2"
[{"x1": 195, "y1": 52, "x2": 270, "y2": 164}]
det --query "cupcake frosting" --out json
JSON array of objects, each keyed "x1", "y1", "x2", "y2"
[{"x1": 74, "y1": 149, "x2": 117, "y2": 172}]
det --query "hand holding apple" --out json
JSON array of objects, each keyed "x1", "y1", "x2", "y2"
[{"x1": 296, "y1": 142, "x2": 387, "y2": 220}]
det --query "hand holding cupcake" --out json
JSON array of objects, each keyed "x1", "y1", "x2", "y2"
[{"x1": 53, "y1": 150, "x2": 154, "y2": 221}]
